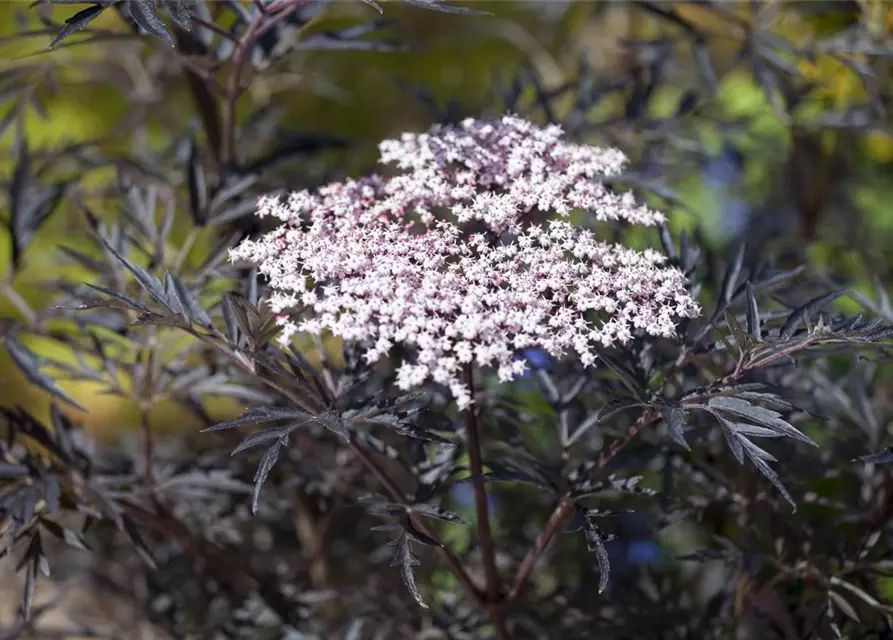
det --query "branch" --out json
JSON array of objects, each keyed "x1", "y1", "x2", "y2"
[
  {"x1": 186, "y1": 327, "x2": 487, "y2": 612},
  {"x1": 348, "y1": 436, "x2": 484, "y2": 605},
  {"x1": 507, "y1": 410, "x2": 660, "y2": 601},
  {"x1": 220, "y1": 0, "x2": 309, "y2": 165}
]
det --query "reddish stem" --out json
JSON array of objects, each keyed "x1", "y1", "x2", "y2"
[
  {"x1": 348, "y1": 436, "x2": 484, "y2": 605},
  {"x1": 507, "y1": 411, "x2": 660, "y2": 601},
  {"x1": 220, "y1": 0, "x2": 309, "y2": 166},
  {"x1": 462, "y1": 365, "x2": 510, "y2": 639}
]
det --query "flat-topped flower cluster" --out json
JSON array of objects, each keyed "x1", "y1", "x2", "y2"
[{"x1": 231, "y1": 116, "x2": 700, "y2": 408}]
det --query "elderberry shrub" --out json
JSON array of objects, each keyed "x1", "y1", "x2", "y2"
[{"x1": 2, "y1": 2, "x2": 893, "y2": 639}]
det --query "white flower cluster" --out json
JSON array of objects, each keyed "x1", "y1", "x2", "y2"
[{"x1": 231, "y1": 116, "x2": 700, "y2": 408}]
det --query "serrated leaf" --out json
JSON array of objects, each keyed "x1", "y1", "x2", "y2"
[
  {"x1": 662, "y1": 406, "x2": 689, "y2": 450},
  {"x1": 706, "y1": 396, "x2": 816, "y2": 446},
  {"x1": 231, "y1": 425, "x2": 298, "y2": 455},
  {"x1": 5, "y1": 336, "x2": 85, "y2": 410},
  {"x1": 48, "y1": 4, "x2": 105, "y2": 49},
  {"x1": 779, "y1": 290, "x2": 845, "y2": 339},
  {"x1": 711, "y1": 242, "x2": 745, "y2": 321},
  {"x1": 101, "y1": 239, "x2": 172, "y2": 311},
  {"x1": 742, "y1": 443, "x2": 795, "y2": 508},
  {"x1": 597, "y1": 352, "x2": 645, "y2": 401},
  {"x1": 745, "y1": 281, "x2": 761, "y2": 339},
  {"x1": 163, "y1": 272, "x2": 187, "y2": 318},
  {"x1": 583, "y1": 510, "x2": 611, "y2": 593},
  {"x1": 202, "y1": 407, "x2": 311, "y2": 432},
  {"x1": 130, "y1": 0, "x2": 174, "y2": 46},
  {"x1": 252, "y1": 438, "x2": 285, "y2": 514},
  {"x1": 388, "y1": 531, "x2": 428, "y2": 608},
  {"x1": 408, "y1": 503, "x2": 468, "y2": 524},
  {"x1": 165, "y1": 0, "x2": 195, "y2": 32},
  {"x1": 708, "y1": 409, "x2": 744, "y2": 463},
  {"x1": 221, "y1": 293, "x2": 240, "y2": 344},
  {"x1": 83, "y1": 283, "x2": 148, "y2": 311},
  {"x1": 730, "y1": 423, "x2": 784, "y2": 439},
  {"x1": 171, "y1": 276, "x2": 213, "y2": 328},
  {"x1": 738, "y1": 436, "x2": 777, "y2": 462},
  {"x1": 186, "y1": 137, "x2": 207, "y2": 224}
]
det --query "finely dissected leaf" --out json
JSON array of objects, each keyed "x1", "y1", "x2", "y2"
[
  {"x1": 163, "y1": 273, "x2": 187, "y2": 318},
  {"x1": 252, "y1": 437, "x2": 285, "y2": 514},
  {"x1": 779, "y1": 290, "x2": 845, "y2": 339},
  {"x1": 711, "y1": 242, "x2": 745, "y2": 320},
  {"x1": 355, "y1": 431, "x2": 399, "y2": 459},
  {"x1": 658, "y1": 223, "x2": 677, "y2": 260},
  {"x1": 50, "y1": 403, "x2": 75, "y2": 460},
  {"x1": 349, "y1": 411, "x2": 451, "y2": 444},
  {"x1": 572, "y1": 473, "x2": 658, "y2": 499},
  {"x1": 4, "y1": 336, "x2": 85, "y2": 410},
  {"x1": 186, "y1": 137, "x2": 207, "y2": 224},
  {"x1": 854, "y1": 447, "x2": 893, "y2": 465},
  {"x1": 408, "y1": 503, "x2": 468, "y2": 524},
  {"x1": 743, "y1": 442, "x2": 795, "y2": 508},
  {"x1": 101, "y1": 239, "x2": 171, "y2": 311},
  {"x1": 485, "y1": 450, "x2": 561, "y2": 492},
  {"x1": 8, "y1": 138, "x2": 30, "y2": 269},
  {"x1": 705, "y1": 398, "x2": 795, "y2": 506},
  {"x1": 170, "y1": 276, "x2": 213, "y2": 328},
  {"x1": 745, "y1": 281, "x2": 761, "y2": 339},
  {"x1": 130, "y1": 0, "x2": 174, "y2": 46},
  {"x1": 165, "y1": 0, "x2": 196, "y2": 32},
  {"x1": 730, "y1": 423, "x2": 784, "y2": 439},
  {"x1": 48, "y1": 4, "x2": 105, "y2": 50},
  {"x1": 567, "y1": 398, "x2": 639, "y2": 446},
  {"x1": 706, "y1": 396, "x2": 816, "y2": 446},
  {"x1": 738, "y1": 436, "x2": 777, "y2": 462},
  {"x1": 231, "y1": 425, "x2": 299, "y2": 456},
  {"x1": 662, "y1": 406, "x2": 689, "y2": 450},
  {"x1": 312, "y1": 412, "x2": 350, "y2": 439},
  {"x1": 202, "y1": 407, "x2": 311, "y2": 432},
  {"x1": 388, "y1": 531, "x2": 428, "y2": 608},
  {"x1": 7, "y1": 131, "x2": 67, "y2": 270},
  {"x1": 709, "y1": 410, "x2": 744, "y2": 463},
  {"x1": 582, "y1": 510, "x2": 612, "y2": 594},
  {"x1": 83, "y1": 283, "x2": 148, "y2": 311},
  {"x1": 596, "y1": 352, "x2": 645, "y2": 401},
  {"x1": 220, "y1": 293, "x2": 240, "y2": 344}
]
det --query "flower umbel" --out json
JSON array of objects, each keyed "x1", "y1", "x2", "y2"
[{"x1": 231, "y1": 116, "x2": 700, "y2": 408}]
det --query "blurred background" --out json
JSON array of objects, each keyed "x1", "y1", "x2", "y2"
[{"x1": 2, "y1": 0, "x2": 893, "y2": 633}]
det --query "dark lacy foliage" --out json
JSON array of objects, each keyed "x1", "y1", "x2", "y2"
[{"x1": 3, "y1": 1, "x2": 893, "y2": 638}]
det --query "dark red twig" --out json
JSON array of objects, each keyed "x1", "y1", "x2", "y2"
[
  {"x1": 462, "y1": 365, "x2": 510, "y2": 639},
  {"x1": 507, "y1": 411, "x2": 660, "y2": 601}
]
